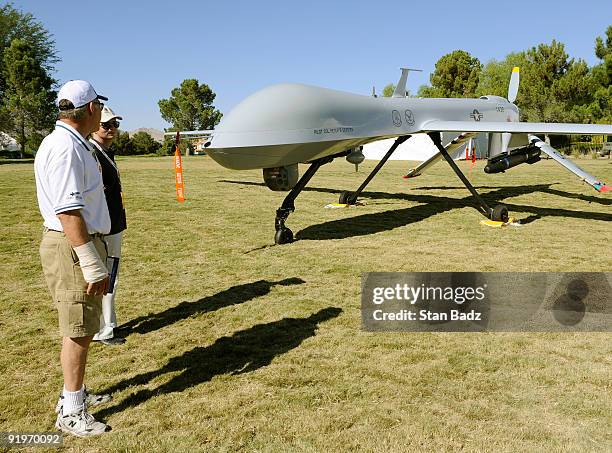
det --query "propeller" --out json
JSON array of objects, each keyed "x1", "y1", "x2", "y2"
[
  {"x1": 507, "y1": 66, "x2": 520, "y2": 103},
  {"x1": 501, "y1": 67, "x2": 520, "y2": 153}
]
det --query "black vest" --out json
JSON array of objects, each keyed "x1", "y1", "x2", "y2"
[{"x1": 91, "y1": 141, "x2": 127, "y2": 235}]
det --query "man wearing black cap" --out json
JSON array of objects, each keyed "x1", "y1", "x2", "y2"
[{"x1": 35, "y1": 80, "x2": 113, "y2": 437}]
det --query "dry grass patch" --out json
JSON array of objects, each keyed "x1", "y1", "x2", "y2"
[{"x1": 0, "y1": 156, "x2": 610, "y2": 451}]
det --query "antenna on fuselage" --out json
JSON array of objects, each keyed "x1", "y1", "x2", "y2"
[{"x1": 392, "y1": 68, "x2": 422, "y2": 98}]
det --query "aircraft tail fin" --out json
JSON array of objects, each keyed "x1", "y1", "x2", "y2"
[{"x1": 392, "y1": 68, "x2": 422, "y2": 98}]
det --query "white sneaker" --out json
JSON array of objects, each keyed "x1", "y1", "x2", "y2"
[
  {"x1": 55, "y1": 407, "x2": 107, "y2": 437},
  {"x1": 55, "y1": 387, "x2": 112, "y2": 414}
]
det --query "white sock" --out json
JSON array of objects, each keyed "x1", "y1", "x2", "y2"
[{"x1": 62, "y1": 385, "x2": 85, "y2": 415}]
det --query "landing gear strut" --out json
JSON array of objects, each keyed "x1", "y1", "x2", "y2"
[
  {"x1": 274, "y1": 154, "x2": 341, "y2": 244},
  {"x1": 428, "y1": 132, "x2": 509, "y2": 222},
  {"x1": 339, "y1": 135, "x2": 411, "y2": 205}
]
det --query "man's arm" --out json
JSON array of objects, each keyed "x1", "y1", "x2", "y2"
[{"x1": 57, "y1": 210, "x2": 109, "y2": 296}]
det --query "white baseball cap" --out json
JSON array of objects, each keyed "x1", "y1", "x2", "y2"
[
  {"x1": 100, "y1": 106, "x2": 123, "y2": 123},
  {"x1": 57, "y1": 80, "x2": 108, "y2": 109}
]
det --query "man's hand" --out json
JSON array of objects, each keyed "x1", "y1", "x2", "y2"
[
  {"x1": 57, "y1": 210, "x2": 109, "y2": 288},
  {"x1": 87, "y1": 275, "x2": 110, "y2": 296}
]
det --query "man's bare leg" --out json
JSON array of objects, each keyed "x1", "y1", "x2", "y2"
[{"x1": 61, "y1": 336, "x2": 92, "y2": 392}]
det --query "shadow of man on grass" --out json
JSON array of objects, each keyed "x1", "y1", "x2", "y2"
[
  {"x1": 117, "y1": 278, "x2": 306, "y2": 337},
  {"x1": 96, "y1": 307, "x2": 342, "y2": 418}
]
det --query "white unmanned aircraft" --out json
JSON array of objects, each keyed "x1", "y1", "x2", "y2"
[{"x1": 190, "y1": 68, "x2": 612, "y2": 244}]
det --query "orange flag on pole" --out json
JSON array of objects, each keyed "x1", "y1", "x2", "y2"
[{"x1": 174, "y1": 132, "x2": 185, "y2": 202}]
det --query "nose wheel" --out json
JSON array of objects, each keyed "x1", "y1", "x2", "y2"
[
  {"x1": 272, "y1": 154, "x2": 340, "y2": 245},
  {"x1": 274, "y1": 206, "x2": 295, "y2": 244},
  {"x1": 274, "y1": 227, "x2": 294, "y2": 245}
]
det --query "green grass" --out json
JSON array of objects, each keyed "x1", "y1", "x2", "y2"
[{"x1": 0, "y1": 156, "x2": 610, "y2": 451}]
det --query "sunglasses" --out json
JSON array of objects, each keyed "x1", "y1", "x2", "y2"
[
  {"x1": 92, "y1": 100, "x2": 104, "y2": 110},
  {"x1": 101, "y1": 120, "x2": 120, "y2": 130}
]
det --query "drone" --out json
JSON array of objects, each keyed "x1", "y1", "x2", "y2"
[{"x1": 190, "y1": 67, "x2": 611, "y2": 244}]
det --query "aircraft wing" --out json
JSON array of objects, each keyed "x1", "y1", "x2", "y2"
[{"x1": 421, "y1": 120, "x2": 612, "y2": 136}]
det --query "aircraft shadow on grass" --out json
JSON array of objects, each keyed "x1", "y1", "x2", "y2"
[
  {"x1": 220, "y1": 180, "x2": 611, "y2": 242},
  {"x1": 415, "y1": 185, "x2": 612, "y2": 207},
  {"x1": 96, "y1": 307, "x2": 342, "y2": 419},
  {"x1": 117, "y1": 278, "x2": 305, "y2": 337}
]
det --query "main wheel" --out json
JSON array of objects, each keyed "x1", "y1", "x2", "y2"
[
  {"x1": 274, "y1": 227, "x2": 294, "y2": 244},
  {"x1": 491, "y1": 205, "x2": 509, "y2": 223},
  {"x1": 339, "y1": 191, "x2": 353, "y2": 204}
]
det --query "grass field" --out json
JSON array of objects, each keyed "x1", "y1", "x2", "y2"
[{"x1": 0, "y1": 155, "x2": 610, "y2": 452}]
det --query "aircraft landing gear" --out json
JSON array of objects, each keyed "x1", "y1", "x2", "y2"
[
  {"x1": 491, "y1": 204, "x2": 509, "y2": 223},
  {"x1": 273, "y1": 154, "x2": 341, "y2": 244},
  {"x1": 338, "y1": 190, "x2": 355, "y2": 205},
  {"x1": 428, "y1": 132, "x2": 509, "y2": 222},
  {"x1": 339, "y1": 136, "x2": 411, "y2": 205},
  {"x1": 274, "y1": 212, "x2": 294, "y2": 244}
]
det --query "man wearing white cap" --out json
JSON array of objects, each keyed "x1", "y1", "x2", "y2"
[
  {"x1": 89, "y1": 106, "x2": 127, "y2": 345},
  {"x1": 35, "y1": 80, "x2": 112, "y2": 437}
]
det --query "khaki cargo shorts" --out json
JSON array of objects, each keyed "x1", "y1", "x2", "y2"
[{"x1": 39, "y1": 229, "x2": 107, "y2": 338}]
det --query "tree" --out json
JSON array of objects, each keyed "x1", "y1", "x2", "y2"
[
  {"x1": 111, "y1": 130, "x2": 135, "y2": 156},
  {"x1": 382, "y1": 83, "x2": 395, "y2": 97},
  {"x1": 1, "y1": 38, "x2": 55, "y2": 155},
  {"x1": 131, "y1": 131, "x2": 160, "y2": 155},
  {"x1": 595, "y1": 25, "x2": 612, "y2": 58},
  {"x1": 476, "y1": 40, "x2": 598, "y2": 123},
  {"x1": 476, "y1": 52, "x2": 527, "y2": 99},
  {"x1": 0, "y1": 3, "x2": 57, "y2": 132},
  {"x1": 418, "y1": 50, "x2": 482, "y2": 98},
  {"x1": 381, "y1": 83, "x2": 410, "y2": 97},
  {"x1": 158, "y1": 79, "x2": 223, "y2": 132},
  {"x1": 517, "y1": 40, "x2": 594, "y2": 123},
  {"x1": 587, "y1": 26, "x2": 612, "y2": 124},
  {"x1": 161, "y1": 135, "x2": 189, "y2": 156}
]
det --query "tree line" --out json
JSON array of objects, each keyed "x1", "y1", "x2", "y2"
[
  {"x1": 0, "y1": 3, "x2": 56, "y2": 155},
  {"x1": 383, "y1": 27, "x2": 612, "y2": 126},
  {"x1": 0, "y1": 3, "x2": 167, "y2": 156},
  {"x1": 0, "y1": 1, "x2": 609, "y2": 157}
]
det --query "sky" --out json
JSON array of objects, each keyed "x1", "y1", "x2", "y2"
[{"x1": 10, "y1": 0, "x2": 612, "y2": 131}]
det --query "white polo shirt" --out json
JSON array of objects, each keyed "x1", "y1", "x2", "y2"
[{"x1": 34, "y1": 121, "x2": 111, "y2": 234}]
